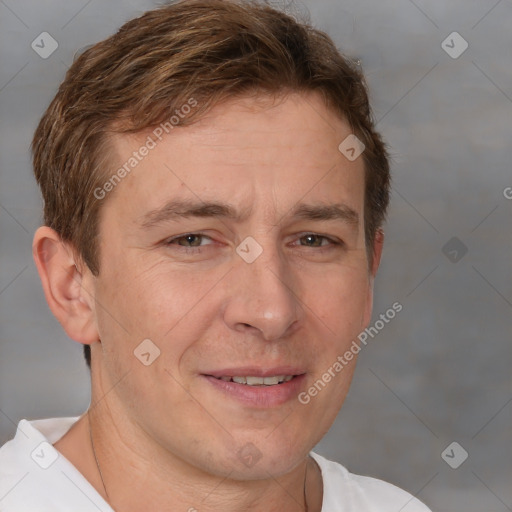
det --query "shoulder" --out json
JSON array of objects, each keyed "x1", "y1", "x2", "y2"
[
  {"x1": 0, "y1": 417, "x2": 111, "y2": 512},
  {"x1": 310, "y1": 452, "x2": 432, "y2": 512}
]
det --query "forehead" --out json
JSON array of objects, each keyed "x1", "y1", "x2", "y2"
[{"x1": 103, "y1": 92, "x2": 365, "y2": 223}]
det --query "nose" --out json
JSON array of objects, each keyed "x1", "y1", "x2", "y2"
[{"x1": 222, "y1": 242, "x2": 302, "y2": 341}]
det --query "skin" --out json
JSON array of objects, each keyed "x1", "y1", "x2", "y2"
[{"x1": 33, "y1": 91, "x2": 383, "y2": 512}]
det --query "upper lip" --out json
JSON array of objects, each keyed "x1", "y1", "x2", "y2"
[{"x1": 204, "y1": 366, "x2": 306, "y2": 378}]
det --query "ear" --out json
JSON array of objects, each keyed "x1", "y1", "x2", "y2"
[
  {"x1": 362, "y1": 228, "x2": 385, "y2": 328},
  {"x1": 370, "y1": 228, "x2": 384, "y2": 279},
  {"x1": 32, "y1": 226, "x2": 99, "y2": 345}
]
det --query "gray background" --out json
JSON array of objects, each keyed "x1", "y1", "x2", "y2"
[{"x1": 1, "y1": 0, "x2": 511, "y2": 510}]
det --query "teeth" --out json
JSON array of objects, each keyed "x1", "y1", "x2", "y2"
[
  {"x1": 246, "y1": 376, "x2": 264, "y2": 385},
  {"x1": 224, "y1": 375, "x2": 294, "y2": 386}
]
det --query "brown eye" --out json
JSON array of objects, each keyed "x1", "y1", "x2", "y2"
[
  {"x1": 299, "y1": 234, "x2": 329, "y2": 247},
  {"x1": 168, "y1": 234, "x2": 213, "y2": 248},
  {"x1": 177, "y1": 234, "x2": 203, "y2": 247}
]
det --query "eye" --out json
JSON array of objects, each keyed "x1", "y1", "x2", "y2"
[
  {"x1": 167, "y1": 233, "x2": 213, "y2": 248},
  {"x1": 297, "y1": 233, "x2": 339, "y2": 248}
]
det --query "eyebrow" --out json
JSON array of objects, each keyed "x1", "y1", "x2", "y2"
[
  {"x1": 292, "y1": 203, "x2": 359, "y2": 226},
  {"x1": 139, "y1": 199, "x2": 248, "y2": 229},
  {"x1": 139, "y1": 199, "x2": 359, "y2": 229}
]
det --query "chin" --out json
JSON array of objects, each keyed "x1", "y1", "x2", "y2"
[{"x1": 217, "y1": 433, "x2": 310, "y2": 480}]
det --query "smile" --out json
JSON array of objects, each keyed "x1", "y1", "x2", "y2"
[
  {"x1": 212, "y1": 375, "x2": 295, "y2": 386},
  {"x1": 202, "y1": 372, "x2": 306, "y2": 407}
]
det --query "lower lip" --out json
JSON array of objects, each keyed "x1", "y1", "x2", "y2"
[{"x1": 202, "y1": 374, "x2": 306, "y2": 408}]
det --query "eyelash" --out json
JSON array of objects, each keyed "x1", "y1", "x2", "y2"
[{"x1": 166, "y1": 233, "x2": 342, "y2": 253}]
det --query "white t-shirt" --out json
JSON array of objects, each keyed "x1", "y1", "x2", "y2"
[{"x1": 0, "y1": 418, "x2": 432, "y2": 512}]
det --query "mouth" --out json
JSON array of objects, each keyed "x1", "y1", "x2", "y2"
[
  {"x1": 201, "y1": 368, "x2": 306, "y2": 407},
  {"x1": 210, "y1": 375, "x2": 295, "y2": 386}
]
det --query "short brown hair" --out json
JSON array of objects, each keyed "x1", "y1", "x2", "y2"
[{"x1": 32, "y1": 0, "x2": 390, "y2": 367}]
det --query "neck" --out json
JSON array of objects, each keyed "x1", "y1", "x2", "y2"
[{"x1": 55, "y1": 399, "x2": 323, "y2": 512}]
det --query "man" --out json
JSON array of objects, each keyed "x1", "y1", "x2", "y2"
[{"x1": 0, "y1": 1, "x2": 432, "y2": 510}]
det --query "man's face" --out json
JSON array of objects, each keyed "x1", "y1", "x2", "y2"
[{"x1": 89, "y1": 92, "x2": 376, "y2": 479}]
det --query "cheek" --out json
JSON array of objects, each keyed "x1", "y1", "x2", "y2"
[
  {"x1": 97, "y1": 256, "x2": 198, "y2": 328},
  {"x1": 94, "y1": 259, "x2": 224, "y2": 372},
  {"x1": 308, "y1": 265, "x2": 370, "y2": 344}
]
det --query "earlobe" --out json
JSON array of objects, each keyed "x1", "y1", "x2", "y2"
[{"x1": 32, "y1": 226, "x2": 99, "y2": 345}]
